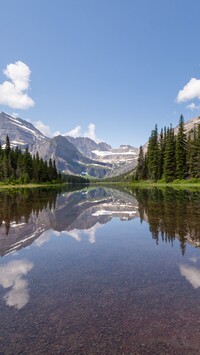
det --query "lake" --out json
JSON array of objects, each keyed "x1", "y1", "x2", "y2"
[{"x1": 0, "y1": 186, "x2": 200, "y2": 354}]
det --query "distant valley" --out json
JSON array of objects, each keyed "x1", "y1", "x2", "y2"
[
  {"x1": 0, "y1": 112, "x2": 138, "y2": 178},
  {"x1": 1, "y1": 111, "x2": 199, "y2": 179}
]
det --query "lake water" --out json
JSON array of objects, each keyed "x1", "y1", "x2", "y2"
[{"x1": 0, "y1": 186, "x2": 200, "y2": 354}]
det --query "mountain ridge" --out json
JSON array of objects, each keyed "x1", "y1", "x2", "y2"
[
  {"x1": 2, "y1": 112, "x2": 199, "y2": 178},
  {"x1": 0, "y1": 112, "x2": 139, "y2": 177},
  {"x1": 0, "y1": 112, "x2": 46, "y2": 148}
]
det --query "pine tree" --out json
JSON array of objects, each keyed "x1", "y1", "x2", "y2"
[
  {"x1": 136, "y1": 145, "x2": 146, "y2": 180},
  {"x1": 53, "y1": 159, "x2": 58, "y2": 180},
  {"x1": 147, "y1": 125, "x2": 159, "y2": 181},
  {"x1": 163, "y1": 126, "x2": 176, "y2": 182},
  {"x1": 5, "y1": 135, "x2": 11, "y2": 156},
  {"x1": 23, "y1": 148, "x2": 33, "y2": 181},
  {"x1": 48, "y1": 158, "x2": 53, "y2": 181},
  {"x1": 175, "y1": 115, "x2": 187, "y2": 179},
  {"x1": 188, "y1": 125, "x2": 200, "y2": 178},
  {"x1": 0, "y1": 136, "x2": 60, "y2": 184},
  {"x1": 158, "y1": 128, "x2": 165, "y2": 179}
]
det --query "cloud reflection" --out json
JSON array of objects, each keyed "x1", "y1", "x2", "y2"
[
  {"x1": 180, "y1": 264, "x2": 200, "y2": 289},
  {"x1": 0, "y1": 259, "x2": 33, "y2": 309},
  {"x1": 66, "y1": 222, "x2": 103, "y2": 244}
]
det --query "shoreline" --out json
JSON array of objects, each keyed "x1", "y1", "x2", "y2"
[{"x1": 0, "y1": 182, "x2": 66, "y2": 189}]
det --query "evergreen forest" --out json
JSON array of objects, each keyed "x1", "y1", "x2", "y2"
[
  {"x1": 0, "y1": 135, "x2": 61, "y2": 184},
  {"x1": 135, "y1": 115, "x2": 200, "y2": 182}
]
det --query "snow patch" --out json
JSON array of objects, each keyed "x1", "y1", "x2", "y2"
[
  {"x1": 92, "y1": 210, "x2": 137, "y2": 216},
  {"x1": 92, "y1": 150, "x2": 137, "y2": 157}
]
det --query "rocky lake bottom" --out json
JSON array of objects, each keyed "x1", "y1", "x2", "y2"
[{"x1": 0, "y1": 186, "x2": 200, "y2": 354}]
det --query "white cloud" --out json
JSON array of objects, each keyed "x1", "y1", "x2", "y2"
[
  {"x1": 66, "y1": 123, "x2": 102, "y2": 143},
  {"x1": 0, "y1": 259, "x2": 33, "y2": 309},
  {"x1": 180, "y1": 264, "x2": 200, "y2": 289},
  {"x1": 186, "y1": 102, "x2": 200, "y2": 111},
  {"x1": 66, "y1": 125, "x2": 82, "y2": 138},
  {"x1": 34, "y1": 120, "x2": 52, "y2": 137},
  {"x1": 85, "y1": 123, "x2": 101, "y2": 143},
  {"x1": 188, "y1": 256, "x2": 198, "y2": 263},
  {"x1": 86, "y1": 222, "x2": 103, "y2": 244},
  {"x1": 33, "y1": 121, "x2": 62, "y2": 138},
  {"x1": 53, "y1": 130, "x2": 61, "y2": 137},
  {"x1": 34, "y1": 229, "x2": 59, "y2": 247},
  {"x1": 0, "y1": 61, "x2": 35, "y2": 109},
  {"x1": 177, "y1": 77, "x2": 200, "y2": 103},
  {"x1": 31, "y1": 118, "x2": 102, "y2": 142},
  {"x1": 65, "y1": 229, "x2": 81, "y2": 242},
  {"x1": 12, "y1": 112, "x2": 20, "y2": 118},
  {"x1": 65, "y1": 222, "x2": 103, "y2": 244}
]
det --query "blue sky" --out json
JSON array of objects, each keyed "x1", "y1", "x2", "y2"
[{"x1": 0, "y1": 0, "x2": 200, "y2": 147}]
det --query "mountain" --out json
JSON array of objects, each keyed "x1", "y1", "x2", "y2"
[
  {"x1": 31, "y1": 135, "x2": 112, "y2": 177},
  {"x1": 0, "y1": 112, "x2": 46, "y2": 148},
  {"x1": 90, "y1": 144, "x2": 139, "y2": 176},
  {"x1": 0, "y1": 112, "x2": 139, "y2": 177},
  {"x1": 1, "y1": 112, "x2": 199, "y2": 178},
  {"x1": 66, "y1": 136, "x2": 139, "y2": 176},
  {"x1": 143, "y1": 115, "x2": 200, "y2": 153},
  {"x1": 174, "y1": 115, "x2": 200, "y2": 135},
  {"x1": 66, "y1": 136, "x2": 111, "y2": 158}
]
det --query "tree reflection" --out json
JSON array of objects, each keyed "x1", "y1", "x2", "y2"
[
  {"x1": 134, "y1": 187, "x2": 200, "y2": 255},
  {"x1": 0, "y1": 188, "x2": 61, "y2": 235}
]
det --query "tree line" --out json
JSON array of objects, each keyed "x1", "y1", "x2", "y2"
[
  {"x1": 0, "y1": 135, "x2": 61, "y2": 183},
  {"x1": 135, "y1": 115, "x2": 200, "y2": 182},
  {"x1": 134, "y1": 187, "x2": 200, "y2": 255}
]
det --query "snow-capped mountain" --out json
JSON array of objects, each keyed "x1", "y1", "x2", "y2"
[
  {"x1": 0, "y1": 112, "x2": 46, "y2": 148},
  {"x1": 90, "y1": 144, "x2": 139, "y2": 176},
  {"x1": 65, "y1": 136, "x2": 139, "y2": 176},
  {"x1": 31, "y1": 135, "x2": 112, "y2": 177},
  {"x1": 0, "y1": 112, "x2": 139, "y2": 177},
  {"x1": 66, "y1": 136, "x2": 112, "y2": 158}
]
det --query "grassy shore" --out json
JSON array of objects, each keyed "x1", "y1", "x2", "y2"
[
  {"x1": 90, "y1": 178, "x2": 200, "y2": 188},
  {"x1": 131, "y1": 178, "x2": 200, "y2": 187},
  {"x1": 0, "y1": 182, "x2": 66, "y2": 189}
]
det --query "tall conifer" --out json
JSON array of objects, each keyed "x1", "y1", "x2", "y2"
[
  {"x1": 163, "y1": 126, "x2": 176, "y2": 182},
  {"x1": 175, "y1": 115, "x2": 187, "y2": 179}
]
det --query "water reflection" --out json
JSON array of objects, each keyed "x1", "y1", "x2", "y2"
[
  {"x1": 1, "y1": 187, "x2": 200, "y2": 352},
  {"x1": 1, "y1": 186, "x2": 200, "y2": 256},
  {"x1": 0, "y1": 259, "x2": 33, "y2": 309},
  {"x1": 135, "y1": 187, "x2": 200, "y2": 254},
  {"x1": 180, "y1": 264, "x2": 200, "y2": 289}
]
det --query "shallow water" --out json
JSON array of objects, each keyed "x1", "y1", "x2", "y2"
[{"x1": 0, "y1": 186, "x2": 200, "y2": 354}]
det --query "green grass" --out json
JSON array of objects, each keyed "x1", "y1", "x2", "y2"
[
  {"x1": 131, "y1": 178, "x2": 200, "y2": 188},
  {"x1": 89, "y1": 177, "x2": 200, "y2": 190},
  {"x1": 0, "y1": 182, "x2": 66, "y2": 189}
]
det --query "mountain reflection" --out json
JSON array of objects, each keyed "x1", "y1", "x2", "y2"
[
  {"x1": 0, "y1": 187, "x2": 139, "y2": 256},
  {"x1": 1, "y1": 186, "x2": 200, "y2": 256},
  {"x1": 135, "y1": 187, "x2": 200, "y2": 254}
]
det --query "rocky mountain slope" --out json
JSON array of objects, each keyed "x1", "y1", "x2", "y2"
[
  {"x1": 174, "y1": 115, "x2": 200, "y2": 134},
  {"x1": 66, "y1": 136, "x2": 111, "y2": 158},
  {"x1": 143, "y1": 115, "x2": 200, "y2": 153},
  {"x1": 66, "y1": 136, "x2": 139, "y2": 176},
  {"x1": 0, "y1": 112, "x2": 46, "y2": 148},
  {"x1": 31, "y1": 135, "x2": 111, "y2": 177},
  {"x1": 0, "y1": 112, "x2": 138, "y2": 177},
  {"x1": 1, "y1": 112, "x2": 200, "y2": 178}
]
